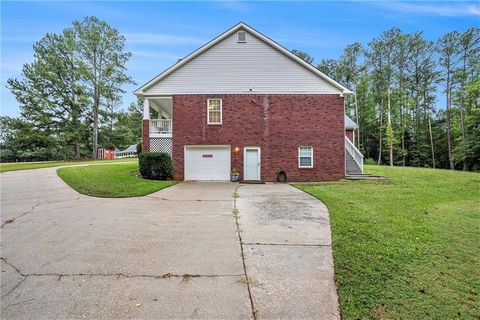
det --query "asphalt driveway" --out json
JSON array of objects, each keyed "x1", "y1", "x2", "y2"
[{"x1": 1, "y1": 168, "x2": 339, "y2": 319}]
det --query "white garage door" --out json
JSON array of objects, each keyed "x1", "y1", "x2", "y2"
[{"x1": 185, "y1": 146, "x2": 231, "y2": 180}]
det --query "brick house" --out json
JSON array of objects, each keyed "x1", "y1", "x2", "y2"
[{"x1": 135, "y1": 22, "x2": 364, "y2": 182}]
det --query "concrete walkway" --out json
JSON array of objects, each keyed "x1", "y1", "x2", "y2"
[{"x1": 0, "y1": 168, "x2": 339, "y2": 319}]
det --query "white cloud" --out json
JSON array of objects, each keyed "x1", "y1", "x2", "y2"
[
  {"x1": 377, "y1": 1, "x2": 480, "y2": 17},
  {"x1": 124, "y1": 33, "x2": 205, "y2": 45}
]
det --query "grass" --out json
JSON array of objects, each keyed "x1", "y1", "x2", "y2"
[
  {"x1": 57, "y1": 162, "x2": 177, "y2": 197},
  {"x1": 295, "y1": 165, "x2": 480, "y2": 320},
  {"x1": 0, "y1": 157, "x2": 138, "y2": 173}
]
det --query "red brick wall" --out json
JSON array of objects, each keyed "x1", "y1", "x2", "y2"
[
  {"x1": 142, "y1": 119, "x2": 150, "y2": 153},
  {"x1": 346, "y1": 129, "x2": 353, "y2": 142},
  {"x1": 172, "y1": 94, "x2": 345, "y2": 182}
]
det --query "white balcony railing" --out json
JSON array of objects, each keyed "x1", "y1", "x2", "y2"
[
  {"x1": 150, "y1": 119, "x2": 172, "y2": 134},
  {"x1": 345, "y1": 136, "x2": 364, "y2": 173}
]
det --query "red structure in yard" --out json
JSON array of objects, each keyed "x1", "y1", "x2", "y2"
[{"x1": 97, "y1": 147, "x2": 115, "y2": 160}]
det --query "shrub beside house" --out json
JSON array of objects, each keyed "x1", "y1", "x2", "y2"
[{"x1": 139, "y1": 152, "x2": 173, "y2": 180}]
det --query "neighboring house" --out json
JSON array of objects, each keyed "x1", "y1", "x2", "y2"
[
  {"x1": 115, "y1": 144, "x2": 138, "y2": 158},
  {"x1": 135, "y1": 22, "x2": 364, "y2": 181}
]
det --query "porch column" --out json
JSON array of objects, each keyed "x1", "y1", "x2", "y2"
[
  {"x1": 142, "y1": 98, "x2": 150, "y2": 153},
  {"x1": 143, "y1": 98, "x2": 150, "y2": 120}
]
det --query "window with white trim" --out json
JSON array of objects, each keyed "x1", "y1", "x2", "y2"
[
  {"x1": 298, "y1": 146, "x2": 313, "y2": 168},
  {"x1": 237, "y1": 31, "x2": 246, "y2": 43},
  {"x1": 207, "y1": 99, "x2": 222, "y2": 124}
]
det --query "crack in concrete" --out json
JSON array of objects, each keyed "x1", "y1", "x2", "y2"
[
  {"x1": 1, "y1": 256, "x2": 244, "y2": 299},
  {"x1": 6, "y1": 298, "x2": 35, "y2": 307},
  {"x1": 1, "y1": 258, "x2": 243, "y2": 280},
  {"x1": 0, "y1": 257, "x2": 27, "y2": 298},
  {"x1": 243, "y1": 242, "x2": 332, "y2": 247},
  {"x1": 42, "y1": 272, "x2": 244, "y2": 280},
  {"x1": 1, "y1": 203, "x2": 41, "y2": 228},
  {"x1": 145, "y1": 196, "x2": 231, "y2": 202},
  {"x1": 0, "y1": 257, "x2": 23, "y2": 275},
  {"x1": 1, "y1": 276, "x2": 27, "y2": 298},
  {"x1": 232, "y1": 186, "x2": 257, "y2": 320},
  {"x1": 1, "y1": 197, "x2": 82, "y2": 228}
]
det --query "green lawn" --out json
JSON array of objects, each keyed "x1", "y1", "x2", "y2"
[
  {"x1": 295, "y1": 166, "x2": 480, "y2": 319},
  {"x1": 0, "y1": 157, "x2": 138, "y2": 173},
  {"x1": 57, "y1": 162, "x2": 177, "y2": 197}
]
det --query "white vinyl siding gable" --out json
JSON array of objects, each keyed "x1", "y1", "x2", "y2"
[
  {"x1": 207, "y1": 99, "x2": 222, "y2": 124},
  {"x1": 298, "y1": 147, "x2": 313, "y2": 168},
  {"x1": 144, "y1": 29, "x2": 341, "y2": 95}
]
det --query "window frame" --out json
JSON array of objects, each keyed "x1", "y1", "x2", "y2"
[
  {"x1": 207, "y1": 98, "x2": 222, "y2": 125},
  {"x1": 298, "y1": 146, "x2": 314, "y2": 168},
  {"x1": 237, "y1": 31, "x2": 246, "y2": 43}
]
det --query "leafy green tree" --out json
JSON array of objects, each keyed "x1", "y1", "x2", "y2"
[
  {"x1": 0, "y1": 116, "x2": 64, "y2": 161},
  {"x1": 437, "y1": 31, "x2": 461, "y2": 169},
  {"x1": 337, "y1": 42, "x2": 363, "y2": 145},
  {"x1": 99, "y1": 100, "x2": 142, "y2": 150},
  {"x1": 317, "y1": 59, "x2": 339, "y2": 78},
  {"x1": 453, "y1": 79, "x2": 480, "y2": 170},
  {"x1": 453, "y1": 28, "x2": 480, "y2": 169},
  {"x1": 74, "y1": 16, "x2": 135, "y2": 158},
  {"x1": 7, "y1": 29, "x2": 88, "y2": 159}
]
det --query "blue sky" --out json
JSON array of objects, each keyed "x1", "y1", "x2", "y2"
[{"x1": 1, "y1": 0, "x2": 478, "y2": 116}]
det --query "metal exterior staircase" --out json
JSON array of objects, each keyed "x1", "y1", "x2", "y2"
[{"x1": 345, "y1": 136, "x2": 363, "y2": 175}]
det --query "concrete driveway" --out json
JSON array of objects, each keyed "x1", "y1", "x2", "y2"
[{"x1": 1, "y1": 168, "x2": 339, "y2": 319}]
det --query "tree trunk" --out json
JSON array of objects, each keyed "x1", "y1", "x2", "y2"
[
  {"x1": 92, "y1": 54, "x2": 99, "y2": 159},
  {"x1": 399, "y1": 78, "x2": 406, "y2": 167},
  {"x1": 74, "y1": 141, "x2": 81, "y2": 160},
  {"x1": 428, "y1": 116, "x2": 435, "y2": 168},
  {"x1": 92, "y1": 101, "x2": 99, "y2": 159},
  {"x1": 377, "y1": 101, "x2": 383, "y2": 165},
  {"x1": 401, "y1": 130, "x2": 405, "y2": 166},
  {"x1": 460, "y1": 56, "x2": 467, "y2": 170},
  {"x1": 387, "y1": 87, "x2": 393, "y2": 167},
  {"x1": 445, "y1": 78, "x2": 454, "y2": 170}
]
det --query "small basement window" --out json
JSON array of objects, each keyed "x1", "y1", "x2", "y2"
[
  {"x1": 237, "y1": 31, "x2": 246, "y2": 43},
  {"x1": 298, "y1": 146, "x2": 313, "y2": 168},
  {"x1": 207, "y1": 99, "x2": 222, "y2": 124}
]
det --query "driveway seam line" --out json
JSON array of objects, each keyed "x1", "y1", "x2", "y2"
[{"x1": 232, "y1": 185, "x2": 257, "y2": 320}]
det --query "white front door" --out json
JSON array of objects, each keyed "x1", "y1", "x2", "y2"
[
  {"x1": 184, "y1": 146, "x2": 231, "y2": 180},
  {"x1": 244, "y1": 147, "x2": 261, "y2": 181}
]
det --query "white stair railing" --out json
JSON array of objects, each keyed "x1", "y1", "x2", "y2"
[{"x1": 345, "y1": 136, "x2": 364, "y2": 174}]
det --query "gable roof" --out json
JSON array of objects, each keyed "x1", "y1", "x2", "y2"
[{"x1": 134, "y1": 22, "x2": 352, "y2": 96}]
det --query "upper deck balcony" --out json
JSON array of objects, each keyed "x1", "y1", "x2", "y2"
[{"x1": 143, "y1": 97, "x2": 172, "y2": 138}]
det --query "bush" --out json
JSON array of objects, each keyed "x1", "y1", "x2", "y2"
[
  {"x1": 139, "y1": 152, "x2": 172, "y2": 180},
  {"x1": 364, "y1": 157, "x2": 376, "y2": 165},
  {"x1": 136, "y1": 142, "x2": 142, "y2": 155}
]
